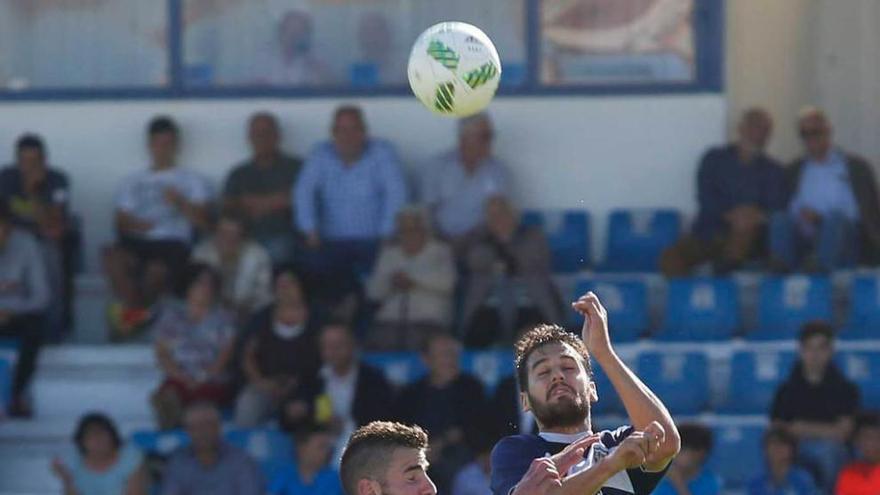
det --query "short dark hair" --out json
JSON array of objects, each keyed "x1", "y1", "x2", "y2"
[
  {"x1": 177, "y1": 262, "x2": 222, "y2": 300},
  {"x1": 339, "y1": 421, "x2": 428, "y2": 495},
  {"x1": 763, "y1": 426, "x2": 797, "y2": 452},
  {"x1": 854, "y1": 411, "x2": 880, "y2": 437},
  {"x1": 798, "y1": 320, "x2": 835, "y2": 344},
  {"x1": 514, "y1": 324, "x2": 592, "y2": 393},
  {"x1": 295, "y1": 422, "x2": 332, "y2": 448},
  {"x1": 272, "y1": 264, "x2": 302, "y2": 285},
  {"x1": 678, "y1": 423, "x2": 713, "y2": 453},
  {"x1": 333, "y1": 105, "x2": 365, "y2": 128},
  {"x1": 73, "y1": 412, "x2": 122, "y2": 455},
  {"x1": 214, "y1": 208, "x2": 248, "y2": 236},
  {"x1": 16, "y1": 133, "x2": 45, "y2": 156},
  {"x1": 419, "y1": 330, "x2": 459, "y2": 356},
  {"x1": 148, "y1": 116, "x2": 179, "y2": 138}
]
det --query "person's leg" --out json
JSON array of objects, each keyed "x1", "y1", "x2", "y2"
[
  {"x1": 0, "y1": 313, "x2": 44, "y2": 414},
  {"x1": 720, "y1": 222, "x2": 762, "y2": 271},
  {"x1": 768, "y1": 212, "x2": 798, "y2": 271},
  {"x1": 797, "y1": 438, "x2": 849, "y2": 493},
  {"x1": 102, "y1": 243, "x2": 140, "y2": 306},
  {"x1": 151, "y1": 379, "x2": 186, "y2": 430},
  {"x1": 659, "y1": 235, "x2": 712, "y2": 277},
  {"x1": 255, "y1": 231, "x2": 299, "y2": 268},
  {"x1": 233, "y1": 384, "x2": 277, "y2": 428},
  {"x1": 816, "y1": 213, "x2": 856, "y2": 271}
]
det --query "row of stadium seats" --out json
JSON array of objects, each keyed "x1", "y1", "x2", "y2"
[
  {"x1": 362, "y1": 346, "x2": 880, "y2": 416},
  {"x1": 574, "y1": 274, "x2": 879, "y2": 341},
  {"x1": 521, "y1": 208, "x2": 680, "y2": 273},
  {"x1": 127, "y1": 415, "x2": 777, "y2": 491}
]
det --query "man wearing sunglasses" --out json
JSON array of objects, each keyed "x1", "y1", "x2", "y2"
[{"x1": 769, "y1": 107, "x2": 880, "y2": 272}]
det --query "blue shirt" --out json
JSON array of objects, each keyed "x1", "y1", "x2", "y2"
[
  {"x1": 693, "y1": 144, "x2": 786, "y2": 240},
  {"x1": 160, "y1": 443, "x2": 264, "y2": 495},
  {"x1": 491, "y1": 427, "x2": 668, "y2": 495},
  {"x1": 268, "y1": 463, "x2": 343, "y2": 495},
  {"x1": 789, "y1": 150, "x2": 859, "y2": 223},
  {"x1": 652, "y1": 468, "x2": 722, "y2": 495},
  {"x1": 294, "y1": 139, "x2": 407, "y2": 240},
  {"x1": 747, "y1": 467, "x2": 818, "y2": 495},
  {"x1": 421, "y1": 150, "x2": 509, "y2": 237}
]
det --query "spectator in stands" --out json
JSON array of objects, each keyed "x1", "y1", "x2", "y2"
[
  {"x1": 661, "y1": 108, "x2": 786, "y2": 276},
  {"x1": 462, "y1": 196, "x2": 561, "y2": 347},
  {"x1": 51, "y1": 412, "x2": 148, "y2": 495},
  {"x1": 769, "y1": 107, "x2": 880, "y2": 272},
  {"x1": 268, "y1": 424, "x2": 343, "y2": 495},
  {"x1": 105, "y1": 116, "x2": 213, "y2": 339},
  {"x1": 421, "y1": 113, "x2": 510, "y2": 255},
  {"x1": 235, "y1": 267, "x2": 320, "y2": 428},
  {"x1": 365, "y1": 207, "x2": 455, "y2": 351},
  {"x1": 352, "y1": 11, "x2": 404, "y2": 85},
  {"x1": 152, "y1": 264, "x2": 236, "y2": 430},
  {"x1": 264, "y1": 10, "x2": 332, "y2": 86},
  {"x1": 0, "y1": 133, "x2": 78, "y2": 338},
  {"x1": 653, "y1": 423, "x2": 723, "y2": 495},
  {"x1": 394, "y1": 333, "x2": 486, "y2": 492},
  {"x1": 318, "y1": 322, "x2": 393, "y2": 435},
  {"x1": 223, "y1": 112, "x2": 303, "y2": 266},
  {"x1": 295, "y1": 105, "x2": 407, "y2": 316},
  {"x1": 771, "y1": 321, "x2": 860, "y2": 492},
  {"x1": 0, "y1": 200, "x2": 49, "y2": 417},
  {"x1": 161, "y1": 402, "x2": 263, "y2": 495},
  {"x1": 451, "y1": 431, "x2": 494, "y2": 495},
  {"x1": 192, "y1": 211, "x2": 272, "y2": 322},
  {"x1": 835, "y1": 412, "x2": 880, "y2": 495},
  {"x1": 747, "y1": 427, "x2": 818, "y2": 495}
]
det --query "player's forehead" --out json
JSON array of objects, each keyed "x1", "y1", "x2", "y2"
[
  {"x1": 386, "y1": 446, "x2": 427, "y2": 477},
  {"x1": 527, "y1": 341, "x2": 581, "y2": 368}
]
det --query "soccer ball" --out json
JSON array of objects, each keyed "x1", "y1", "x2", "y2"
[{"x1": 407, "y1": 22, "x2": 502, "y2": 117}]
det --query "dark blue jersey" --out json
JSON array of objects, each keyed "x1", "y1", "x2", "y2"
[{"x1": 490, "y1": 426, "x2": 669, "y2": 495}]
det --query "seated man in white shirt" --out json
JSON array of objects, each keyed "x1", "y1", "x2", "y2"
[
  {"x1": 769, "y1": 107, "x2": 880, "y2": 272},
  {"x1": 420, "y1": 112, "x2": 510, "y2": 257},
  {"x1": 104, "y1": 116, "x2": 213, "y2": 338}
]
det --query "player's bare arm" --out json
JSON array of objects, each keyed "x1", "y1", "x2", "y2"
[{"x1": 572, "y1": 292, "x2": 681, "y2": 471}]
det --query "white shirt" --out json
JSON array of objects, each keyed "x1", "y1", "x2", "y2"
[
  {"x1": 320, "y1": 364, "x2": 359, "y2": 425},
  {"x1": 115, "y1": 167, "x2": 212, "y2": 242},
  {"x1": 192, "y1": 239, "x2": 273, "y2": 312}
]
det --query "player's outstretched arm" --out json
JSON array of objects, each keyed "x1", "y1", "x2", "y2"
[
  {"x1": 572, "y1": 292, "x2": 681, "y2": 471},
  {"x1": 553, "y1": 429, "x2": 661, "y2": 495}
]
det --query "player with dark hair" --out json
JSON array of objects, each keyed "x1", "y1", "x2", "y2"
[
  {"x1": 340, "y1": 421, "x2": 437, "y2": 495},
  {"x1": 490, "y1": 292, "x2": 681, "y2": 495}
]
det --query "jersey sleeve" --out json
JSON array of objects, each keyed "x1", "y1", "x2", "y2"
[{"x1": 490, "y1": 436, "x2": 535, "y2": 495}]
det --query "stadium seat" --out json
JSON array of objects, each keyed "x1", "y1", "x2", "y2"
[
  {"x1": 590, "y1": 363, "x2": 624, "y2": 416},
  {"x1": 570, "y1": 278, "x2": 648, "y2": 342},
  {"x1": 750, "y1": 275, "x2": 833, "y2": 340},
  {"x1": 718, "y1": 350, "x2": 796, "y2": 414},
  {"x1": 656, "y1": 277, "x2": 739, "y2": 341},
  {"x1": 461, "y1": 350, "x2": 515, "y2": 393},
  {"x1": 841, "y1": 275, "x2": 880, "y2": 340},
  {"x1": 708, "y1": 424, "x2": 766, "y2": 490},
  {"x1": 636, "y1": 351, "x2": 709, "y2": 415},
  {"x1": 130, "y1": 429, "x2": 190, "y2": 456},
  {"x1": 361, "y1": 352, "x2": 427, "y2": 387},
  {"x1": 836, "y1": 351, "x2": 880, "y2": 409},
  {"x1": 521, "y1": 209, "x2": 591, "y2": 273},
  {"x1": 225, "y1": 428, "x2": 294, "y2": 479},
  {"x1": 0, "y1": 359, "x2": 10, "y2": 414},
  {"x1": 600, "y1": 209, "x2": 681, "y2": 272}
]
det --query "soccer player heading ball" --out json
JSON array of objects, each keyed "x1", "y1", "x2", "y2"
[{"x1": 490, "y1": 292, "x2": 681, "y2": 495}]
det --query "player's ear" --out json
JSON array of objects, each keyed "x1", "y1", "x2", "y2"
[
  {"x1": 520, "y1": 391, "x2": 531, "y2": 412},
  {"x1": 587, "y1": 379, "x2": 598, "y2": 403},
  {"x1": 357, "y1": 479, "x2": 381, "y2": 495}
]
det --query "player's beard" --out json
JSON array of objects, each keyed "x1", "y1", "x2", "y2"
[{"x1": 528, "y1": 386, "x2": 589, "y2": 429}]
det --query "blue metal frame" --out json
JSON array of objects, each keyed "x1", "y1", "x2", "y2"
[{"x1": 0, "y1": 0, "x2": 723, "y2": 102}]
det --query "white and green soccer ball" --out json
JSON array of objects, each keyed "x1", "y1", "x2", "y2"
[{"x1": 407, "y1": 22, "x2": 502, "y2": 117}]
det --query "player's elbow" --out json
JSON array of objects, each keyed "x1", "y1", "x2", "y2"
[{"x1": 658, "y1": 423, "x2": 681, "y2": 459}]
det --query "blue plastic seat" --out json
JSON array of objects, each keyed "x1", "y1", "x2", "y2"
[
  {"x1": 225, "y1": 428, "x2": 294, "y2": 479},
  {"x1": 0, "y1": 359, "x2": 10, "y2": 414},
  {"x1": 750, "y1": 276, "x2": 832, "y2": 340},
  {"x1": 601, "y1": 209, "x2": 681, "y2": 272},
  {"x1": 521, "y1": 210, "x2": 591, "y2": 273},
  {"x1": 656, "y1": 278, "x2": 739, "y2": 341},
  {"x1": 590, "y1": 364, "x2": 623, "y2": 416},
  {"x1": 636, "y1": 351, "x2": 709, "y2": 415},
  {"x1": 361, "y1": 352, "x2": 427, "y2": 387},
  {"x1": 570, "y1": 278, "x2": 648, "y2": 342},
  {"x1": 836, "y1": 351, "x2": 880, "y2": 409},
  {"x1": 130, "y1": 429, "x2": 190, "y2": 456},
  {"x1": 841, "y1": 275, "x2": 880, "y2": 340},
  {"x1": 708, "y1": 424, "x2": 766, "y2": 490},
  {"x1": 718, "y1": 350, "x2": 796, "y2": 414},
  {"x1": 461, "y1": 349, "x2": 515, "y2": 394}
]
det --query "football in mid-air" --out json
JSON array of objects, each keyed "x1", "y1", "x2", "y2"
[{"x1": 407, "y1": 21, "x2": 502, "y2": 117}]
